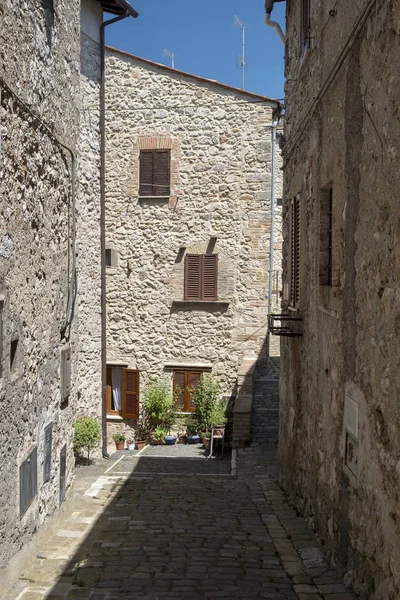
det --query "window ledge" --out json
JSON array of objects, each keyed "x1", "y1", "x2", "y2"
[
  {"x1": 138, "y1": 196, "x2": 170, "y2": 201},
  {"x1": 106, "y1": 414, "x2": 123, "y2": 422},
  {"x1": 164, "y1": 362, "x2": 213, "y2": 370},
  {"x1": 171, "y1": 300, "x2": 230, "y2": 308}
]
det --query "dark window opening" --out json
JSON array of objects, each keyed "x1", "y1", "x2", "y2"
[
  {"x1": 10, "y1": 338, "x2": 18, "y2": 371},
  {"x1": 319, "y1": 188, "x2": 333, "y2": 286},
  {"x1": 300, "y1": 0, "x2": 311, "y2": 57},
  {"x1": 290, "y1": 196, "x2": 301, "y2": 307},
  {"x1": 184, "y1": 254, "x2": 218, "y2": 301},
  {"x1": 139, "y1": 149, "x2": 170, "y2": 197},
  {"x1": 105, "y1": 249, "x2": 112, "y2": 267}
]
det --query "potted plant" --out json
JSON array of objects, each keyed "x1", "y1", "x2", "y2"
[
  {"x1": 151, "y1": 428, "x2": 167, "y2": 445},
  {"x1": 135, "y1": 419, "x2": 149, "y2": 450},
  {"x1": 200, "y1": 431, "x2": 211, "y2": 450},
  {"x1": 164, "y1": 433, "x2": 177, "y2": 445},
  {"x1": 127, "y1": 438, "x2": 135, "y2": 451},
  {"x1": 112, "y1": 432, "x2": 126, "y2": 450},
  {"x1": 192, "y1": 374, "x2": 221, "y2": 433},
  {"x1": 142, "y1": 377, "x2": 177, "y2": 432},
  {"x1": 73, "y1": 417, "x2": 101, "y2": 465},
  {"x1": 186, "y1": 419, "x2": 200, "y2": 444}
]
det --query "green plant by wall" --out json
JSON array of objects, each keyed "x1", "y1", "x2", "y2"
[
  {"x1": 192, "y1": 374, "x2": 222, "y2": 433},
  {"x1": 142, "y1": 377, "x2": 176, "y2": 432},
  {"x1": 73, "y1": 417, "x2": 101, "y2": 464}
]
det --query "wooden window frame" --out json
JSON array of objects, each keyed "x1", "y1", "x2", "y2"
[
  {"x1": 139, "y1": 149, "x2": 171, "y2": 197},
  {"x1": 300, "y1": 0, "x2": 311, "y2": 59},
  {"x1": 173, "y1": 369, "x2": 203, "y2": 413},
  {"x1": 319, "y1": 187, "x2": 333, "y2": 287},
  {"x1": 289, "y1": 195, "x2": 301, "y2": 308},
  {"x1": 106, "y1": 366, "x2": 139, "y2": 419},
  {"x1": 184, "y1": 254, "x2": 218, "y2": 301}
]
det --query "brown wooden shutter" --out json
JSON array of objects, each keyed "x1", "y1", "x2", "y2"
[
  {"x1": 185, "y1": 255, "x2": 201, "y2": 300},
  {"x1": 154, "y1": 150, "x2": 170, "y2": 196},
  {"x1": 290, "y1": 200, "x2": 296, "y2": 306},
  {"x1": 139, "y1": 150, "x2": 154, "y2": 196},
  {"x1": 187, "y1": 371, "x2": 202, "y2": 411},
  {"x1": 123, "y1": 369, "x2": 139, "y2": 418},
  {"x1": 202, "y1": 254, "x2": 218, "y2": 301},
  {"x1": 173, "y1": 370, "x2": 186, "y2": 410},
  {"x1": 295, "y1": 196, "x2": 301, "y2": 305}
]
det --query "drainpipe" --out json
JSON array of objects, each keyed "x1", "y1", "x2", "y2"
[
  {"x1": 268, "y1": 122, "x2": 278, "y2": 316},
  {"x1": 100, "y1": 11, "x2": 132, "y2": 458},
  {"x1": 264, "y1": 0, "x2": 286, "y2": 46}
]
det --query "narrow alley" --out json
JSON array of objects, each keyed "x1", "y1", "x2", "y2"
[{"x1": 4, "y1": 446, "x2": 357, "y2": 600}]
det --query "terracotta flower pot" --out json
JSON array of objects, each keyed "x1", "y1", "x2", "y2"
[
  {"x1": 136, "y1": 440, "x2": 147, "y2": 450},
  {"x1": 203, "y1": 437, "x2": 211, "y2": 450},
  {"x1": 115, "y1": 441, "x2": 125, "y2": 450}
]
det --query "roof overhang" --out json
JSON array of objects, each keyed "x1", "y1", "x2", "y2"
[{"x1": 96, "y1": 0, "x2": 139, "y2": 18}]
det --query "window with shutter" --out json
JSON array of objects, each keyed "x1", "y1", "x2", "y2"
[
  {"x1": 319, "y1": 188, "x2": 333, "y2": 286},
  {"x1": 289, "y1": 195, "x2": 301, "y2": 307},
  {"x1": 139, "y1": 149, "x2": 170, "y2": 197},
  {"x1": 300, "y1": 0, "x2": 311, "y2": 57},
  {"x1": 123, "y1": 369, "x2": 139, "y2": 419},
  {"x1": 184, "y1": 254, "x2": 218, "y2": 301},
  {"x1": 0, "y1": 300, "x2": 3, "y2": 378},
  {"x1": 173, "y1": 369, "x2": 203, "y2": 413}
]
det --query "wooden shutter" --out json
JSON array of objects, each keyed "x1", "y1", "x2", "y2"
[
  {"x1": 173, "y1": 370, "x2": 186, "y2": 409},
  {"x1": 139, "y1": 150, "x2": 154, "y2": 196},
  {"x1": 187, "y1": 371, "x2": 202, "y2": 411},
  {"x1": 185, "y1": 255, "x2": 201, "y2": 300},
  {"x1": 154, "y1": 150, "x2": 170, "y2": 196},
  {"x1": 123, "y1": 369, "x2": 139, "y2": 418},
  {"x1": 202, "y1": 255, "x2": 218, "y2": 301}
]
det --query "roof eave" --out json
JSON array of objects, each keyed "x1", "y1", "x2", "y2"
[{"x1": 98, "y1": 0, "x2": 139, "y2": 18}]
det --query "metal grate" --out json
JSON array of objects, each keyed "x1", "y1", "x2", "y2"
[
  {"x1": 59, "y1": 444, "x2": 67, "y2": 506},
  {"x1": 44, "y1": 423, "x2": 53, "y2": 483},
  {"x1": 20, "y1": 448, "x2": 38, "y2": 516},
  {"x1": 268, "y1": 313, "x2": 303, "y2": 337}
]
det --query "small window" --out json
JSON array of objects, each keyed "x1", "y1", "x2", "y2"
[
  {"x1": 184, "y1": 254, "x2": 218, "y2": 301},
  {"x1": 105, "y1": 248, "x2": 118, "y2": 268},
  {"x1": 173, "y1": 370, "x2": 203, "y2": 413},
  {"x1": 106, "y1": 367, "x2": 139, "y2": 419},
  {"x1": 319, "y1": 188, "x2": 333, "y2": 286},
  {"x1": 300, "y1": 0, "x2": 311, "y2": 58},
  {"x1": 44, "y1": 423, "x2": 53, "y2": 484},
  {"x1": 289, "y1": 195, "x2": 301, "y2": 307},
  {"x1": 10, "y1": 337, "x2": 18, "y2": 371},
  {"x1": 139, "y1": 149, "x2": 170, "y2": 197}
]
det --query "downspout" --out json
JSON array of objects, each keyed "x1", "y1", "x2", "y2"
[
  {"x1": 100, "y1": 11, "x2": 130, "y2": 458},
  {"x1": 268, "y1": 121, "x2": 278, "y2": 316},
  {"x1": 264, "y1": 0, "x2": 286, "y2": 46}
]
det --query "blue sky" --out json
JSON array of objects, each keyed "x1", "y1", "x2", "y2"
[{"x1": 106, "y1": 0, "x2": 286, "y2": 100}]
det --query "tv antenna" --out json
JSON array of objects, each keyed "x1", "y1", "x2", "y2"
[
  {"x1": 234, "y1": 15, "x2": 246, "y2": 90},
  {"x1": 162, "y1": 48, "x2": 175, "y2": 69}
]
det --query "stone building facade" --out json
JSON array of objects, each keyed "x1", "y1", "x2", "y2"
[
  {"x1": 275, "y1": 1, "x2": 400, "y2": 598},
  {"x1": 0, "y1": 0, "x2": 136, "y2": 578},
  {"x1": 104, "y1": 48, "x2": 282, "y2": 444}
]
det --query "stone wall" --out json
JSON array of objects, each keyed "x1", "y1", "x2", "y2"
[
  {"x1": 105, "y1": 49, "x2": 283, "y2": 441},
  {"x1": 0, "y1": 0, "x2": 102, "y2": 575},
  {"x1": 279, "y1": 1, "x2": 400, "y2": 598}
]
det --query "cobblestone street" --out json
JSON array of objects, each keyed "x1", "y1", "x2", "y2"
[{"x1": 4, "y1": 445, "x2": 358, "y2": 600}]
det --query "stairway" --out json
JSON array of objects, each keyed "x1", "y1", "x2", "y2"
[{"x1": 251, "y1": 362, "x2": 279, "y2": 446}]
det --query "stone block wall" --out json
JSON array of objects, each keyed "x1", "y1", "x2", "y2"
[
  {"x1": 279, "y1": 1, "x2": 400, "y2": 598},
  {"x1": 0, "y1": 0, "x2": 102, "y2": 575},
  {"x1": 105, "y1": 49, "x2": 283, "y2": 439}
]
